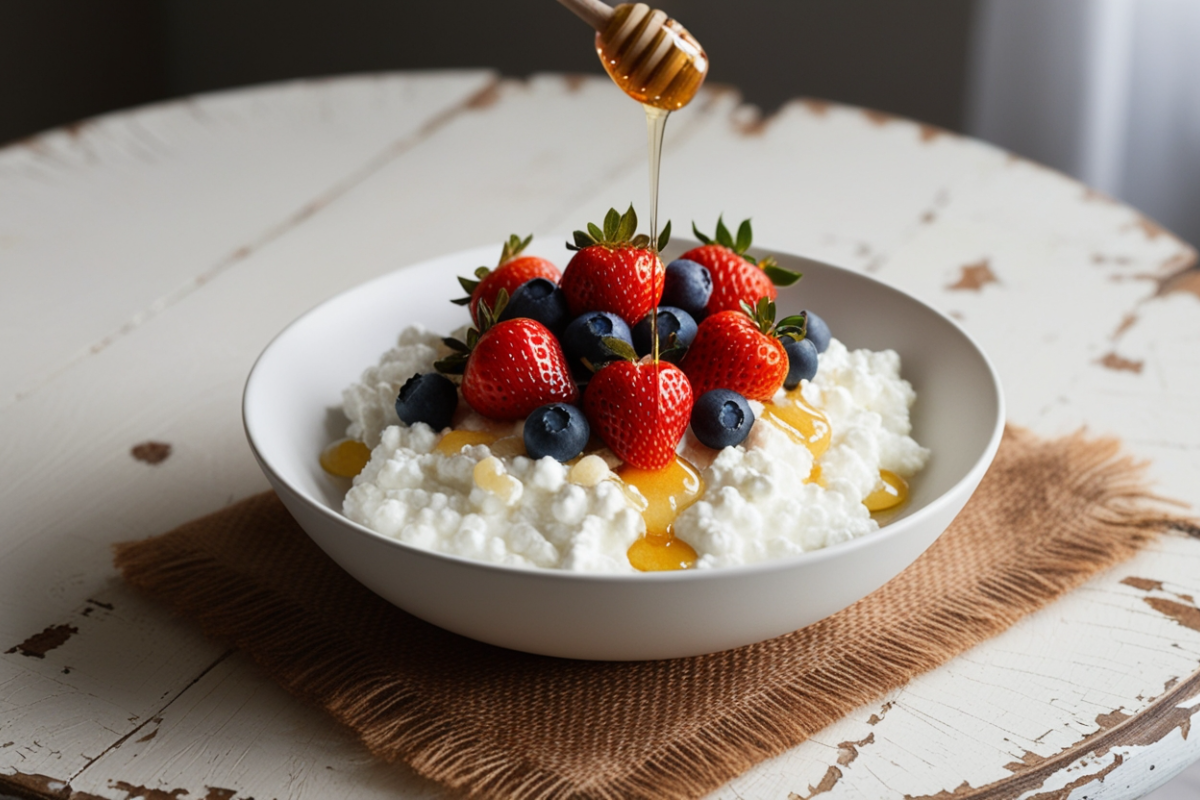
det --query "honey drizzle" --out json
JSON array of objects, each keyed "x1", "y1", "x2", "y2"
[
  {"x1": 597, "y1": 2, "x2": 707, "y2": 367},
  {"x1": 645, "y1": 103, "x2": 669, "y2": 364},
  {"x1": 619, "y1": 454, "x2": 703, "y2": 571},
  {"x1": 434, "y1": 429, "x2": 499, "y2": 455},
  {"x1": 592, "y1": 3, "x2": 711, "y2": 570},
  {"x1": 865, "y1": 469, "x2": 909, "y2": 512},
  {"x1": 761, "y1": 389, "x2": 832, "y2": 459},
  {"x1": 319, "y1": 438, "x2": 371, "y2": 478}
]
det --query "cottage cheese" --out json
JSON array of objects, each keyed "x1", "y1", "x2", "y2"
[{"x1": 341, "y1": 326, "x2": 929, "y2": 573}]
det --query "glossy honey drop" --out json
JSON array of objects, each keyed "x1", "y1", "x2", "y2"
[
  {"x1": 806, "y1": 462, "x2": 824, "y2": 486},
  {"x1": 864, "y1": 469, "x2": 909, "y2": 512},
  {"x1": 762, "y1": 388, "x2": 832, "y2": 459},
  {"x1": 619, "y1": 455, "x2": 703, "y2": 571},
  {"x1": 320, "y1": 438, "x2": 371, "y2": 478},
  {"x1": 596, "y1": 3, "x2": 708, "y2": 111},
  {"x1": 435, "y1": 429, "x2": 500, "y2": 456},
  {"x1": 627, "y1": 535, "x2": 697, "y2": 572}
]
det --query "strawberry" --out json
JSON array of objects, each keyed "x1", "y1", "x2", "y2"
[
  {"x1": 680, "y1": 298, "x2": 808, "y2": 401},
  {"x1": 560, "y1": 206, "x2": 670, "y2": 326},
  {"x1": 453, "y1": 234, "x2": 562, "y2": 327},
  {"x1": 682, "y1": 217, "x2": 801, "y2": 315},
  {"x1": 583, "y1": 348, "x2": 693, "y2": 470},
  {"x1": 437, "y1": 292, "x2": 578, "y2": 421}
]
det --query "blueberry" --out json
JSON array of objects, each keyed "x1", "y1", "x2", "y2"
[
  {"x1": 561, "y1": 311, "x2": 633, "y2": 377},
  {"x1": 499, "y1": 278, "x2": 570, "y2": 336},
  {"x1": 802, "y1": 310, "x2": 832, "y2": 353},
  {"x1": 632, "y1": 306, "x2": 698, "y2": 356},
  {"x1": 395, "y1": 372, "x2": 458, "y2": 430},
  {"x1": 691, "y1": 389, "x2": 755, "y2": 449},
  {"x1": 783, "y1": 338, "x2": 819, "y2": 390},
  {"x1": 524, "y1": 403, "x2": 590, "y2": 462},
  {"x1": 662, "y1": 259, "x2": 712, "y2": 316}
]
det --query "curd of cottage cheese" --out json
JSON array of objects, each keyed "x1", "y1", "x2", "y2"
[{"x1": 340, "y1": 325, "x2": 930, "y2": 573}]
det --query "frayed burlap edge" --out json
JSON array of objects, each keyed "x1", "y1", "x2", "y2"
[{"x1": 114, "y1": 427, "x2": 1196, "y2": 800}]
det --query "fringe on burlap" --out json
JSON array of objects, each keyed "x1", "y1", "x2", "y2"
[{"x1": 113, "y1": 425, "x2": 1195, "y2": 800}]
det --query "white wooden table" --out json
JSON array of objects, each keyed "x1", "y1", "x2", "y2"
[{"x1": 3, "y1": 71, "x2": 1199, "y2": 800}]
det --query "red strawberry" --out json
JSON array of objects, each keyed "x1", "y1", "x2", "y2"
[
  {"x1": 560, "y1": 206, "x2": 669, "y2": 326},
  {"x1": 583, "y1": 354, "x2": 693, "y2": 470},
  {"x1": 437, "y1": 294, "x2": 577, "y2": 421},
  {"x1": 680, "y1": 299, "x2": 808, "y2": 401},
  {"x1": 454, "y1": 234, "x2": 561, "y2": 326},
  {"x1": 683, "y1": 217, "x2": 800, "y2": 315}
]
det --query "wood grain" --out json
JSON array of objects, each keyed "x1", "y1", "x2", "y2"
[{"x1": 1, "y1": 72, "x2": 1197, "y2": 800}]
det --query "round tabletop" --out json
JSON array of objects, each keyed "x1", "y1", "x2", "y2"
[{"x1": 2, "y1": 71, "x2": 1198, "y2": 800}]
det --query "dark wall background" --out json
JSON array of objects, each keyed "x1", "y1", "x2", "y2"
[{"x1": 1, "y1": 0, "x2": 975, "y2": 146}]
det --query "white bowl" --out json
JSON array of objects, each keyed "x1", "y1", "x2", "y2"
[{"x1": 243, "y1": 239, "x2": 1004, "y2": 661}]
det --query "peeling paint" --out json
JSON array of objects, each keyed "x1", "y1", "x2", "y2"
[
  {"x1": 1128, "y1": 216, "x2": 1167, "y2": 241},
  {"x1": 901, "y1": 668, "x2": 1200, "y2": 798},
  {"x1": 736, "y1": 113, "x2": 771, "y2": 137},
  {"x1": 1097, "y1": 352, "x2": 1143, "y2": 373},
  {"x1": 918, "y1": 123, "x2": 948, "y2": 143},
  {"x1": 905, "y1": 779, "x2": 973, "y2": 799},
  {"x1": 867, "y1": 700, "x2": 894, "y2": 725},
  {"x1": 131, "y1": 441, "x2": 172, "y2": 465},
  {"x1": 798, "y1": 98, "x2": 830, "y2": 116},
  {"x1": 788, "y1": 728, "x2": 881, "y2": 797},
  {"x1": 836, "y1": 732, "x2": 874, "y2": 767},
  {"x1": 1121, "y1": 576, "x2": 1165, "y2": 592},
  {"x1": 1003, "y1": 749, "x2": 1048, "y2": 772},
  {"x1": 1095, "y1": 708, "x2": 1132, "y2": 729},
  {"x1": 735, "y1": 104, "x2": 786, "y2": 137},
  {"x1": 790, "y1": 766, "x2": 841, "y2": 799},
  {"x1": 1024, "y1": 753, "x2": 1123, "y2": 800},
  {"x1": 1083, "y1": 186, "x2": 1117, "y2": 204},
  {"x1": 0, "y1": 771, "x2": 109, "y2": 800},
  {"x1": 1111, "y1": 312, "x2": 1139, "y2": 339},
  {"x1": 203, "y1": 789, "x2": 237, "y2": 800},
  {"x1": 862, "y1": 108, "x2": 895, "y2": 127},
  {"x1": 947, "y1": 260, "x2": 998, "y2": 291},
  {"x1": 5, "y1": 623, "x2": 78, "y2": 658},
  {"x1": 1156, "y1": 263, "x2": 1200, "y2": 301},
  {"x1": 63, "y1": 121, "x2": 92, "y2": 141},
  {"x1": 1145, "y1": 597, "x2": 1200, "y2": 633},
  {"x1": 465, "y1": 81, "x2": 503, "y2": 109},
  {"x1": 110, "y1": 780, "x2": 189, "y2": 800}
]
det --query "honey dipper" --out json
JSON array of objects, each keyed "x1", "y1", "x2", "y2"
[{"x1": 556, "y1": 0, "x2": 708, "y2": 110}]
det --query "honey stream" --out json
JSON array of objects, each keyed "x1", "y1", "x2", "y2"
[
  {"x1": 645, "y1": 104, "x2": 669, "y2": 363},
  {"x1": 596, "y1": 2, "x2": 708, "y2": 367}
]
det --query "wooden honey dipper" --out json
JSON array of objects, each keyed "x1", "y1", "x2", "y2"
[{"x1": 557, "y1": 0, "x2": 708, "y2": 110}]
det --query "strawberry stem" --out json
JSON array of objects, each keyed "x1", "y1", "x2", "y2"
[{"x1": 567, "y1": 205, "x2": 665, "y2": 252}]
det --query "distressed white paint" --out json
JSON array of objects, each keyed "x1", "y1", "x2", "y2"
[{"x1": 1, "y1": 73, "x2": 1198, "y2": 800}]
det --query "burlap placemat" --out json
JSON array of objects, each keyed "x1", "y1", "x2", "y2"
[{"x1": 114, "y1": 425, "x2": 1193, "y2": 799}]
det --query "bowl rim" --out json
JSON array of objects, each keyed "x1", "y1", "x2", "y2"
[{"x1": 243, "y1": 239, "x2": 1006, "y2": 586}]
